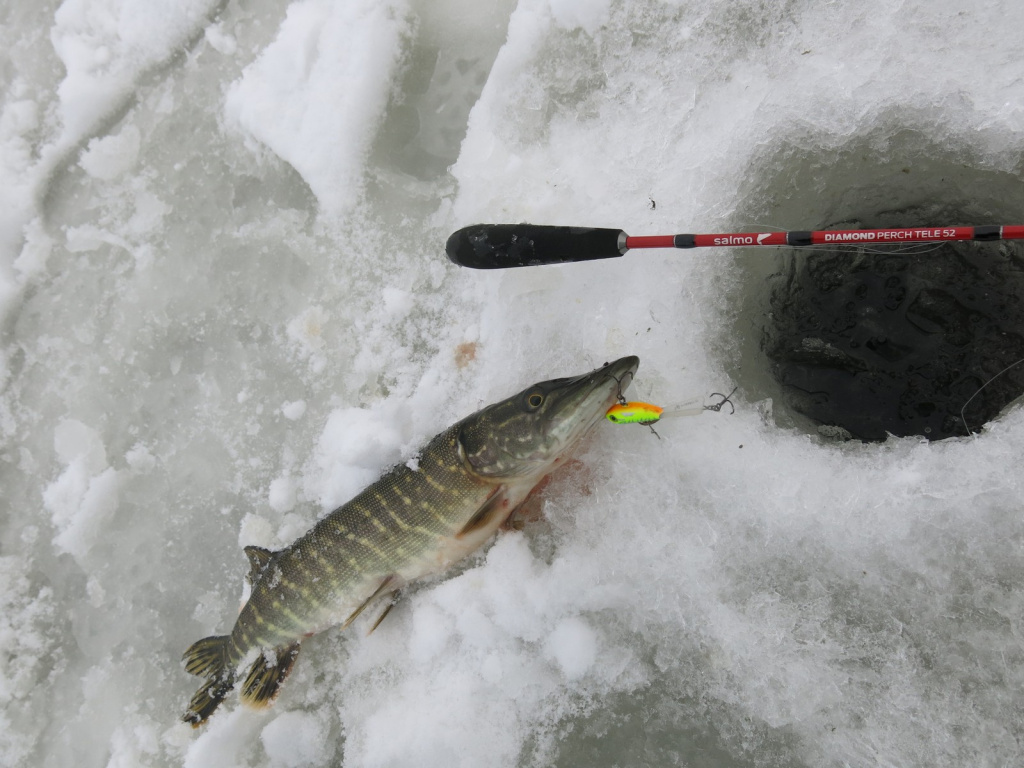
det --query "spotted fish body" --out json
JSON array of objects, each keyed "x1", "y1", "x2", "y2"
[{"x1": 182, "y1": 356, "x2": 640, "y2": 726}]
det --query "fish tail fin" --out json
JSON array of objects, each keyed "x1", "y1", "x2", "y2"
[
  {"x1": 182, "y1": 634, "x2": 235, "y2": 727},
  {"x1": 183, "y1": 674, "x2": 235, "y2": 727},
  {"x1": 182, "y1": 634, "x2": 232, "y2": 678},
  {"x1": 239, "y1": 641, "x2": 301, "y2": 709}
]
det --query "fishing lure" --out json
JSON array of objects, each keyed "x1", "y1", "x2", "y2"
[
  {"x1": 605, "y1": 388, "x2": 738, "y2": 428},
  {"x1": 605, "y1": 401, "x2": 664, "y2": 425}
]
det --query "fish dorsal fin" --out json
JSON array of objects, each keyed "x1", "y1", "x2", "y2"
[
  {"x1": 456, "y1": 487, "x2": 510, "y2": 539},
  {"x1": 243, "y1": 545, "x2": 274, "y2": 585}
]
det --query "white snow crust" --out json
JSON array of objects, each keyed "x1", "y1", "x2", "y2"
[{"x1": 3, "y1": 0, "x2": 1024, "y2": 766}]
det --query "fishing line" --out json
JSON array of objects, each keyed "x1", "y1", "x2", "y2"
[
  {"x1": 781, "y1": 242, "x2": 949, "y2": 257},
  {"x1": 742, "y1": 224, "x2": 945, "y2": 256},
  {"x1": 960, "y1": 357, "x2": 1024, "y2": 439}
]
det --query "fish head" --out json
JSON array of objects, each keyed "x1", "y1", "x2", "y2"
[{"x1": 458, "y1": 356, "x2": 639, "y2": 480}]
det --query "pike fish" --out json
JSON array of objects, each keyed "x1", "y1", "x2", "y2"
[{"x1": 182, "y1": 356, "x2": 639, "y2": 726}]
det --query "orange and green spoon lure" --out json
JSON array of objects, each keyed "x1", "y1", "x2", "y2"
[{"x1": 605, "y1": 401, "x2": 665, "y2": 425}]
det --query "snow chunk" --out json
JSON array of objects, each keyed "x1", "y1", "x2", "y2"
[
  {"x1": 311, "y1": 401, "x2": 409, "y2": 510},
  {"x1": 268, "y1": 475, "x2": 297, "y2": 512},
  {"x1": 79, "y1": 125, "x2": 141, "y2": 180},
  {"x1": 544, "y1": 616, "x2": 598, "y2": 680},
  {"x1": 204, "y1": 23, "x2": 237, "y2": 56},
  {"x1": 381, "y1": 286, "x2": 414, "y2": 319},
  {"x1": 12, "y1": 218, "x2": 54, "y2": 282},
  {"x1": 239, "y1": 513, "x2": 276, "y2": 550},
  {"x1": 49, "y1": 466, "x2": 123, "y2": 563},
  {"x1": 44, "y1": 420, "x2": 122, "y2": 563},
  {"x1": 224, "y1": 0, "x2": 412, "y2": 214},
  {"x1": 65, "y1": 224, "x2": 129, "y2": 253},
  {"x1": 124, "y1": 442, "x2": 156, "y2": 473},
  {"x1": 548, "y1": 0, "x2": 612, "y2": 34},
  {"x1": 281, "y1": 400, "x2": 307, "y2": 420}
]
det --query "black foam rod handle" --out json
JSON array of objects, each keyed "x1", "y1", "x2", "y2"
[{"x1": 445, "y1": 224, "x2": 627, "y2": 269}]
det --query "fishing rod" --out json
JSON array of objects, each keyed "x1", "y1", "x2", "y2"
[{"x1": 445, "y1": 223, "x2": 1024, "y2": 269}]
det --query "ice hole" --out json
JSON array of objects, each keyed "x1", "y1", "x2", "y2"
[{"x1": 723, "y1": 127, "x2": 1024, "y2": 440}]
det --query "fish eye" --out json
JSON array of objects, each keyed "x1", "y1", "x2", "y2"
[{"x1": 527, "y1": 393, "x2": 544, "y2": 408}]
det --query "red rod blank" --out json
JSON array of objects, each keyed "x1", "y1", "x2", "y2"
[{"x1": 626, "y1": 225, "x2": 1024, "y2": 250}]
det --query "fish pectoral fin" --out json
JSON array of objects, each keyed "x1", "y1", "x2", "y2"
[
  {"x1": 455, "y1": 488, "x2": 511, "y2": 539},
  {"x1": 243, "y1": 545, "x2": 275, "y2": 585},
  {"x1": 341, "y1": 574, "x2": 397, "y2": 630},
  {"x1": 239, "y1": 641, "x2": 301, "y2": 710},
  {"x1": 501, "y1": 494, "x2": 546, "y2": 531},
  {"x1": 366, "y1": 590, "x2": 401, "y2": 636}
]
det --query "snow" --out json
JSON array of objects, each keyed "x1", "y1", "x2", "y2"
[
  {"x1": 548, "y1": 0, "x2": 612, "y2": 34},
  {"x1": 267, "y1": 475, "x2": 297, "y2": 513},
  {"x1": 223, "y1": 0, "x2": 413, "y2": 215},
  {"x1": 281, "y1": 400, "x2": 306, "y2": 420},
  {"x1": 50, "y1": 0, "x2": 216, "y2": 141},
  {"x1": 544, "y1": 617, "x2": 598, "y2": 680},
  {"x1": 3, "y1": 0, "x2": 1024, "y2": 767},
  {"x1": 79, "y1": 124, "x2": 140, "y2": 180},
  {"x1": 260, "y1": 710, "x2": 331, "y2": 768}
]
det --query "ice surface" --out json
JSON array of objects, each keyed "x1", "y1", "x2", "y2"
[{"x1": 3, "y1": 0, "x2": 1024, "y2": 767}]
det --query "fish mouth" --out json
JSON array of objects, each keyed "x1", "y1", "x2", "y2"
[{"x1": 543, "y1": 356, "x2": 640, "y2": 445}]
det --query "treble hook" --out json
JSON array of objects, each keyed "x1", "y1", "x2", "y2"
[
  {"x1": 704, "y1": 387, "x2": 738, "y2": 414},
  {"x1": 611, "y1": 373, "x2": 631, "y2": 406}
]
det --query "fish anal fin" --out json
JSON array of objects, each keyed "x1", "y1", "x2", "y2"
[
  {"x1": 184, "y1": 674, "x2": 236, "y2": 727},
  {"x1": 456, "y1": 488, "x2": 511, "y2": 539},
  {"x1": 240, "y1": 641, "x2": 301, "y2": 710},
  {"x1": 243, "y1": 545, "x2": 274, "y2": 585},
  {"x1": 341, "y1": 574, "x2": 396, "y2": 630},
  {"x1": 367, "y1": 590, "x2": 401, "y2": 635}
]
